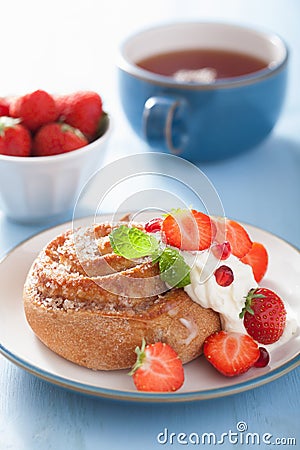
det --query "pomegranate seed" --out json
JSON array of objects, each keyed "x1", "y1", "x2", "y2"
[
  {"x1": 254, "y1": 347, "x2": 270, "y2": 368},
  {"x1": 145, "y1": 218, "x2": 163, "y2": 233},
  {"x1": 214, "y1": 265, "x2": 234, "y2": 287},
  {"x1": 212, "y1": 241, "x2": 231, "y2": 260}
]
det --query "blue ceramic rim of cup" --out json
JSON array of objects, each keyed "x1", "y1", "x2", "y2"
[{"x1": 118, "y1": 21, "x2": 289, "y2": 90}]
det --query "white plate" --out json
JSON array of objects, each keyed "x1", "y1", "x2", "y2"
[{"x1": 0, "y1": 217, "x2": 299, "y2": 402}]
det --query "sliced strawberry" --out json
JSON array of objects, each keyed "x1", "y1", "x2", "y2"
[
  {"x1": 214, "y1": 218, "x2": 252, "y2": 258},
  {"x1": 241, "y1": 242, "x2": 268, "y2": 282},
  {"x1": 204, "y1": 331, "x2": 259, "y2": 377},
  {"x1": 130, "y1": 340, "x2": 184, "y2": 392},
  {"x1": 162, "y1": 209, "x2": 215, "y2": 251}
]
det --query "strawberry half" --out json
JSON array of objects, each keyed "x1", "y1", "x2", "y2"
[
  {"x1": 204, "y1": 331, "x2": 260, "y2": 377},
  {"x1": 240, "y1": 242, "x2": 268, "y2": 282},
  {"x1": 240, "y1": 288, "x2": 286, "y2": 345},
  {"x1": 129, "y1": 339, "x2": 184, "y2": 392},
  {"x1": 214, "y1": 218, "x2": 252, "y2": 258},
  {"x1": 162, "y1": 209, "x2": 216, "y2": 251}
]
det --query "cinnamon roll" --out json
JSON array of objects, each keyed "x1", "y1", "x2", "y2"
[{"x1": 23, "y1": 222, "x2": 220, "y2": 370}]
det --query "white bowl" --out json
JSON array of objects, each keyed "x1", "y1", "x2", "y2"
[{"x1": 0, "y1": 118, "x2": 111, "y2": 223}]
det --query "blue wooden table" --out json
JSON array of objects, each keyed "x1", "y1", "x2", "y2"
[{"x1": 0, "y1": 1, "x2": 299, "y2": 449}]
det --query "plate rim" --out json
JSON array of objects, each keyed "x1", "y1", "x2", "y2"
[
  {"x1": 0, "y1": 216, "x2": 299, "y2": 403},
  {"x1": 1, "y1": 341, "x2": 299, "y2": 403}
]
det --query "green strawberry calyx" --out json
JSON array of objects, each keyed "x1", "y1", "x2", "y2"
[
  {"x1": 0, "y1": 116, "x2": 21, "y2": 136},
  {"x1": 109, "y1": 225, "x2": 191, "y2": 288},
  {"x1": 239, "y1": 288, "x2": 266, "y2": 319},
  {"x1": 128, "y1": 338, "x2": 147, "y2": 376},
  {"x1": 60, "y1": 123, "x2": 86, "y2": 140}
]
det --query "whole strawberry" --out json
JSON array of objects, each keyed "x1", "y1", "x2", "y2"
[
  {"x1": 0, "y1": 117, "x2": 31, "y2": 157},
  {"x1": 33, "y1": 122, "x2": 88, "y2": 157},
  {"x1": 240, "y1": 288, "x2": 286, "y2": 344},
  {"x1": 204, "y1": 331, "x2": 260, "y2": 376},
  {"x1": 129, "y1": 339, "x2": 184, "y2": 392},
  {"x1": 10, "y1": 89, "x2": 58, "y2": 131},
  {"x1": 56, "y1": 91, "x2": 103, "y2": 139}
]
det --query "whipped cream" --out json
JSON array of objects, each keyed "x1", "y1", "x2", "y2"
[{"x1": 184, "y1": 251, "x2": 298, "y2": 350}]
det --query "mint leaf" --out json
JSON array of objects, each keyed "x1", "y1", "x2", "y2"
[
  {"x1": 159, "y1": 247, "x2": 191, "y2": 288},
  {"x1": 109, "y1": 225, "x2": 159, "y2": 259},
  {"x1": 109, "y1": 224, "x2": 191, "y2": 288}
]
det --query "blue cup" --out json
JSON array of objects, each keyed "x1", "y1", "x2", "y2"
[{"x1": 117, "y1": 22, "x2": 288, "y2": 162}]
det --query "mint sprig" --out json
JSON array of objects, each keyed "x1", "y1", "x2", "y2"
[
  {"x1": 109, "y1": 225, "x2": 191, "y2": 288},
  {"x1": 109, "y1": 225, "x2": 159, "y2": 259},
  {"x1": 159, "y1": 247, "x2": 191, "y2": 288}
]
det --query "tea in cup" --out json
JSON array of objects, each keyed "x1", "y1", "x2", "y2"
[{"x1": 118, "y1": 22, "x2": 288, "y2": 162}]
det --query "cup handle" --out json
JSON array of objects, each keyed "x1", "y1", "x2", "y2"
[{"x1": 143, "y1": 96, "x2": 188, "y2": 155}]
